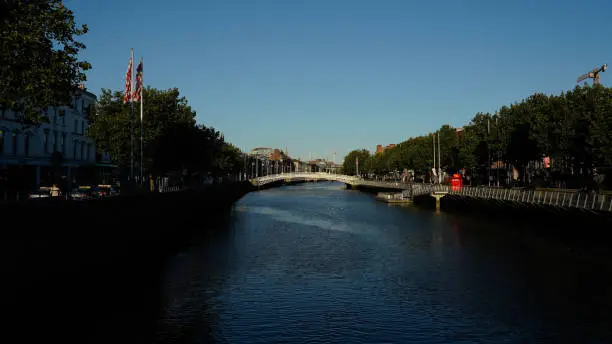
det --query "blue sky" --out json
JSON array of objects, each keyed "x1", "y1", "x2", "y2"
[{"x1": 66, "y1": 0, "x2": 611, "y2": 162}]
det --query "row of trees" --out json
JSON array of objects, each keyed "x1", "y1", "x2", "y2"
[
  {"x1": 344, "y1": 84, "x2": 612, "y2": 189},
  {"x1": 88, "y1": 88, "x2": 245, "y2": 181}
]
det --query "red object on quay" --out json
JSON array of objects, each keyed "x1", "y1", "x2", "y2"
[{"x1": 451, "y1": 174, "x2": 463, "y2": 192}]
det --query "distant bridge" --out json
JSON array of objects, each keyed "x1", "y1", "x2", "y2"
[
  {"x1": 252, "y1": 172, "x2": 359, "y2": 187},
  {"x1": 251, "y1": 172, "x2": 442, "y2": 193}
]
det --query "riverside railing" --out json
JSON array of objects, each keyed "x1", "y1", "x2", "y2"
[{"x1": 447, "y1": 185, "x2": 612, "y2": 212}]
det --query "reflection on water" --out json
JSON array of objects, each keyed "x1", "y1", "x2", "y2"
[{"x1": 155, "y1": 182, "x2": 612, "y2": 343}]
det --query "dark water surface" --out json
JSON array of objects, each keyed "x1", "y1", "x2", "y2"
[
  {"x1": 153, "y1": 182, "x2": 612, "y2": 343},
  {"x1": 4, "y1": 182, "x2": 612, "y2": 343}
]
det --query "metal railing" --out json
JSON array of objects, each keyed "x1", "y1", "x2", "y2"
[
  {"x1": 254, "y1": 172, "x2": 359, "y2": 186},
  {"x1": 159, "y1": 185, "x2": 181, "y2": 193},
  {"x1": 448, "y1": 186, "x2": 612, "y2": 212}
]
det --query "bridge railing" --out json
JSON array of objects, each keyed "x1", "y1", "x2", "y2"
[
  {"x1": 253, "y1": 172, "x2": 359, "y2": 186},
  {"x1": 403, "y1": 183, "x2": 449, "y2": 197},
  {"x1": 159, "y1": 185, "x2": 181, "y2": 193},
  {"x1": 449, "y1": 185, "x2": 612, "y2": 212}
]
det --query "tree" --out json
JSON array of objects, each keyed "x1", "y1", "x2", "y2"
[
  {"x1": 89, "y1": 87, "x2": 197, "y2": 170},
  {"x1": 342, "y1": 149, "x2": 370, "y2": 176},
  {"x1": 0, "y1": 1, "x2": 91, "y2": 124}
]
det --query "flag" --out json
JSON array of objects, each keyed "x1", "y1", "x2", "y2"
[
  {"x1": 123, "y1": 53, "x2": 133, "y2": 103},
  {"x1": 133, "y1": 58, "x2": 143, "y2": 102}
]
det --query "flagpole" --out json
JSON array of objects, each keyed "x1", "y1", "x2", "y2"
[
  {"x1": 130, "y1": 48, "x2": 135, "y2": 183},
  {"x1": 139, "y1": 57, "x2": 144, "y2": 184}
]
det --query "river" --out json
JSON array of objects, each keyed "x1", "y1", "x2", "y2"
[
  {"x1": 152, "y1": 182, "x2": 612, "y2": 343},
  {"x1": 6, "y1": 182, "x2": 612, "y2": 343}
]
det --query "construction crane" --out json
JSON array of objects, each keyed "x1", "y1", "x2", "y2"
[{"x1": 576, "y1": 64, "x2": 607, "y2": 85}]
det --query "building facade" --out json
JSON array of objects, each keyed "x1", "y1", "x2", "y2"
[
  {"x1": 0, "y1": 86, "x2": 101, "y2": 188},
  {"x1": 375, "y1": 143, "x2": 397, "y2": 154},
  {"x1": 249, "y1": 147, "x2": 275, "y2": 159}
]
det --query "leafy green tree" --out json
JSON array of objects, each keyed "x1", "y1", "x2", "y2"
[
  {"x1": 346, "y1": 84, "x2": 612, "y2": 189},
  {"x1": 0, "y1": 1, "x2": 91, "y2": 124},
  {"x1": 88, "y1": 87, "x2": 197, "y2": 170},
  {"x1": 342, "y1": 149, "x2": 370, "y2": 175}
]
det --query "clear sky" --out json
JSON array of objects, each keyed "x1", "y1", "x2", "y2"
[{"x1": 66, "y1": 0, "x2": 611, "y2": 162}]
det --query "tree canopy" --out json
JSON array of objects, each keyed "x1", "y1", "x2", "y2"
[
  {"x1": 0, "y1": 1, "x2": 90, "y2": 124},
  {"x1": 342, "y1": 149, "x2": 371, "y2": 176},
  {"x1": 88, "y1": 87, "x2": 244, "y2": 178},
  {"x1": 343, "y1": 84, "x2": 612, "y2": 188}
]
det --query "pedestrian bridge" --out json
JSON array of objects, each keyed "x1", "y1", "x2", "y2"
[{"x1": 252, "y1": 172, "x2": 359, "y2": 187}]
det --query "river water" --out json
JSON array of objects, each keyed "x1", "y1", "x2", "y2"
[
  {"x1": 151, "y1": 182, "x2": 611, "y2": 343},
  {"x1": 7, "y1": 182, "x2": 611, "y2": 343}
]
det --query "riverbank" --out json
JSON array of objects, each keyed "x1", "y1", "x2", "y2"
[{"x1": 0, "y1": 182, "x2": 253, "y2": 300}]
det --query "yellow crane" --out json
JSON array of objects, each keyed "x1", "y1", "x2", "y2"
[{"x1": 577, "y1": 64, "x2": 607, "y2": 85}]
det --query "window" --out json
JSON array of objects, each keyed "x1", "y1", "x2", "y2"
[
  {"x1": 73, "y1": 140, "x2": 78, "y2": 160},
  {"x1": 81, "y1": 121, "x2": 85, "y2": 134},
  {"x1": 12, "y1": 133, "x2": 17, "y2": 155},
  {"x1": 80, "y1": 142, "x2": 84, "y2": 161},
  {"x1": 61, "y1": 133, "x2": 66, "y2": 154},
  {"x1": 43, "y1": 130, "x2": 49, "y2": 153},
  {"x1": 53, "y1": 131, "x2": 58, "y2": 152},
  {"x1": 0, "y1": 130, "x2": 4, "y2": 153},
  {"x1": 24, "y1": 135, "x2": 29, "y2": 157},
  {"x1": 81, "y1": 99, "x2": 84, "y2": 113}
]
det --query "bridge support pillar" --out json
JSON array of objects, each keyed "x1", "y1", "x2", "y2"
[{"x1": 431, "y1": 194, "x2": 444, "y2": 211}]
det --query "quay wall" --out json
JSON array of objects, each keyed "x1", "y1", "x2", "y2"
[{"x1": 0, "y1": 182, "x2": 254, "y2": 298}]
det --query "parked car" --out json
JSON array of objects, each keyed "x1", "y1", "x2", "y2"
[
  {"x1": 94, "y1": 185, "x2": 119, "y2": 198},
  {"x1": 70, "y1": 186, "x2": 93, "y2": 201},
  {"x1": 29, "y1": 189, "x2": 51, "y2": 200}
]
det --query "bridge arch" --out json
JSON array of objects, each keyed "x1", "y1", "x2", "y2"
[{"x1": 252, "y1": 172, "x2": 359, "y2": 187}]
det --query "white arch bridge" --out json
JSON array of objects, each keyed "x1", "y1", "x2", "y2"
[{"x1": 252, "y1": 172, "x2": 360, "y2": 187}]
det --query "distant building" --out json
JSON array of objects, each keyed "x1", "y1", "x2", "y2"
[
  {"x1": 249, "y1": 147, "x2": 274, "y2": 159},
  {"x1": 375, "y1": 143, "x2": 397, "y2": 154},
  {"x1": 270, "y1": 148, "x2": 291, "y2": 161},
  {"x1": 250, "y1": 147, "x2": 293, "y2": 162},
  {"x1": 306, "y1": 159, "x2": 341, "y2": 173}
]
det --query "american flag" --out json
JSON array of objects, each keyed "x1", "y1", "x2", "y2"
[
  {"x1": 123, "y1": 53, "x2": 133, "y2": 103},
  {"x1": 133, "y1": 58, "x2": 143, "y2": 102}
]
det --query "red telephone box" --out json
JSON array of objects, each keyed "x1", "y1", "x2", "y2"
[{"x1": 450, "y1": 173, "x2": 463, "y2": 192}]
